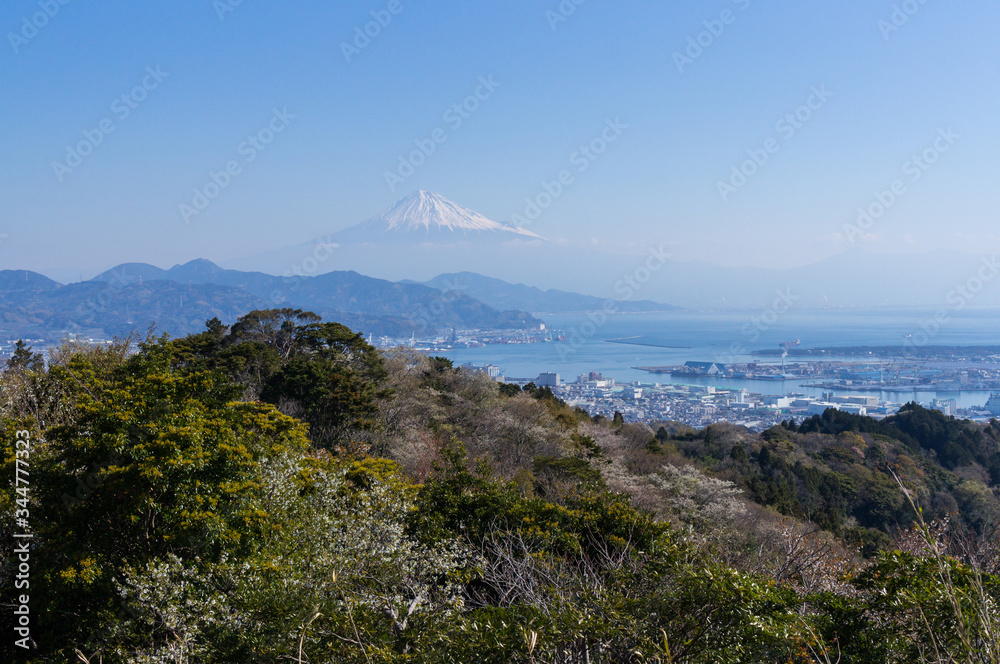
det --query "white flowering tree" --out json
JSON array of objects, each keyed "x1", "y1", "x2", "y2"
[
  {"x1": 648, "y1": 463, "x2": 747, "y2": 530},
  {"x1": 109, "y1": 454, "x2": 478, "y2": 662}
]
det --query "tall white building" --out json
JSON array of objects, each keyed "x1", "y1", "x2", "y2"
[
  {"x1": 930, "y1": 399, "x2": 957, "y2": 417},
  {"x1": 537, "y1": 372, "x2": 560, "y2": 388},
  {"x1": 986, "y1": 393, "x2": 1000, "y2": 416},
  {"x1": 807, "y1": 402, "x2": 840, "y2": 416}
]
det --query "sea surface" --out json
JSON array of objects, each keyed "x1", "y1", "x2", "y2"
[{"x1": 436, "y1": 308, "x2": 1000, "y2": 410}]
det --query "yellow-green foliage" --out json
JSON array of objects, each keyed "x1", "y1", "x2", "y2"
[{"x1": 4, "y1": 326, "x2": 1000, "y2": 663}]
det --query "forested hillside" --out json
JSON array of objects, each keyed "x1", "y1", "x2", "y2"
[
  {"x1": 3, "y1": 311, "x2": 999, "y2": 663},
  {"x1": 0, "y1": 263, "x2": 541, "y2": 342}
]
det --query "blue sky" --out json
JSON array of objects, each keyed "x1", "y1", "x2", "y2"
[{"x1": 2, "y1": 0, "x2": 998, "y2": 281}]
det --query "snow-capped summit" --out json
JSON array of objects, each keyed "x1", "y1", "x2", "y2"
[{"x1": 334, "y1": 191, "x2": 544, "y2": 243}]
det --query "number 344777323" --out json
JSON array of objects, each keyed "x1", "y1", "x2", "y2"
[{"x1": 14, "y1": 430, "x2": 31, "y2": 523}]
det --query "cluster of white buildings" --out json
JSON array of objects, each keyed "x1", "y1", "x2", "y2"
[{"x1": 458, "y1": 364, "x2": 1000, "y2": 430}]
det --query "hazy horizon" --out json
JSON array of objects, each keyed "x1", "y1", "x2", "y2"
[{"x1": 3, "y1": 1, "x2": 1000, "y2": 285}]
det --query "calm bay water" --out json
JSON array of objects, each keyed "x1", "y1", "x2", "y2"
[{"x1": 437, "y1": 309, "x2": 1000, "y2": 409}]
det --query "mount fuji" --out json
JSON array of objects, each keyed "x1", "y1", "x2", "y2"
[
  {"x1": 224, "y1": 190, "x2": 560, "y2": 288},
  {"x1": 329, "y1": 191, "x2": 544, "y2": 244},
  {"x1": 195, "y1": 189, "x2": 998, "y2": 310}
]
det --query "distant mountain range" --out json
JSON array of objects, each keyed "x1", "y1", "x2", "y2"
[
  {"x1": 12, "y1": 190, "x2": 986, "y2": 343},
  {"x1": 223, "y1": 191, "x2": 1000, "y2": 310},
  {"x1": 0, "y1": 259, "x2": 679, "y2": 343},
  {"x1": 418, "y1": 272, "x2": 680, "y2": 314},
  {"x1": 224, "y1": 190, "x2": 550, "y2": 278},
  {"x1": 0, "y1": 271, "x2": 265, "y2": 342},
  {"x1": 75, "y1": 261, "x2": 539, "y2": 339}
]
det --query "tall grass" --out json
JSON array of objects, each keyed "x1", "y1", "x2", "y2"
[{"x1": 892, "y1": 470, "x2": 1000, "y2": 664}]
